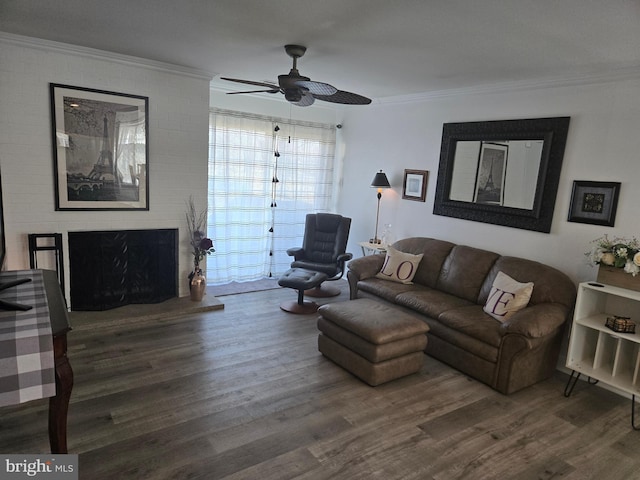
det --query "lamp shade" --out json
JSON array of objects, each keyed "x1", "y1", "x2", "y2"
[{"x1": 370, "y1": 170, "x2": 391, "y2": 188}]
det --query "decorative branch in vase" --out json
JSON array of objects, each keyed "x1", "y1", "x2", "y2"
[{"x1": 186, "y1": 196, "x2": 215, "y2": 300}]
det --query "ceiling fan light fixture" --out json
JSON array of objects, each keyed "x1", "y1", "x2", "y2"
[
  {"x1": 278, "y1": 73, "x2": 309, "y2": 90},
  {"x1": 284, "y1": 88, "x2": 302, "y2": 103},
  {"x1": 221, "y1": 45, "x2": 371, "y2": 107},
  {"x1": 293, "y1": 92, "x2": 315, "y2": 106}
]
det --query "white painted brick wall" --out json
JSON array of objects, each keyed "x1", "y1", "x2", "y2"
[{"x1": 0, "y1": 36, "x2": 212, "y2": 302}]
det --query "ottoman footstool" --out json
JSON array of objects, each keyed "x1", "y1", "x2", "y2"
[
  {"x1": 317, "y1": 298, "x2": 429, "y2": 386},
  {"x1": 278, "y1": 268, "x2": 328, "y2": 314}
]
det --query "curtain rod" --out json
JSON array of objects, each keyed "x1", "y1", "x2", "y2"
[{"x1": 210, "y1": 107, "x2": 336, "y2": 131}]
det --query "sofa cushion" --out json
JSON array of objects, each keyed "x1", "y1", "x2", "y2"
[
  {"x1": 392, "y1": 238, "x2": 455, "y2": 288},
  {"x1": 375, "y1": 246, "x2": 423, "y2": 284},
  {"x1": 358, "y1": 277, "x2": 419, "y2": 302},
  {"x1": 424, "y1": 318, "x2": 499, "y2": 363},
  {"x1": 437, "y1": 245, "x2": 500, "y2": 303},
  {"x1": 436, "y1": 305, "x2": 504, "y2": 348},
  {"x1": 483, "y1": 271, "x2": 534, "y2": 322},
  {"x1": 479, "y1": 256, "x2": 576, "y2": 308},
  {"x1": 395, "y1": 287, "x2": 473, "y2": 319}
]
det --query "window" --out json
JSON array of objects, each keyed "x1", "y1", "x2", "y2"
[{"x1": 206, "y1": 109, "x2": 336, "y2": 283}]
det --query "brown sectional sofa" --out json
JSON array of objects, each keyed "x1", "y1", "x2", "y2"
[{"x1": 346, "y1": 237, "x2": 577, "y2": 394}]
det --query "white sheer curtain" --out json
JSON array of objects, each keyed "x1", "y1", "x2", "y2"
[{"x1": 206, "y1": 108, "x2": 336, "y2": 284}]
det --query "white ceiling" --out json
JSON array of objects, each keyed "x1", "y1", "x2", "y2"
[{"x1": 1, "y1": 0, "x2": 639, "y2": 101}]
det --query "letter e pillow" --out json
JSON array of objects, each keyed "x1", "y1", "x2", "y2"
[{"x1": 483, "y1": 271, "x2": 534, "y2": 321}]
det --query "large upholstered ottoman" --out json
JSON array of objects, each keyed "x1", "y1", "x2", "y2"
[{"x1": 317, "y1": 298, "x2": 429, "y2": 386}]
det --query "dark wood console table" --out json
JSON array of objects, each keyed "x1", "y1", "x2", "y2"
[{"x1": 0, "y1": 269, "x2": 73, "y2": 453}]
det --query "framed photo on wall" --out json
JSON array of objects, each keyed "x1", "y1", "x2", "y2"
[
  {"x1": 50, "y1": 83, "x2": 149, "y2": 211},
  {"x1": 402, "y1": 169, "x2": 428, "y2": 202},
  {"x1": 567, "y1": 180, "x2": 621, "y2": 226},
  {"x1": 473, "y1": 142, "x2": 508, "y2": 205}
]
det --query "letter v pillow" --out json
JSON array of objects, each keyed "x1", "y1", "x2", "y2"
[
  {"x1": 375, "y1": 246, "x2": 424, "y2": 284},
  {"x1": 483, "y1": 271, "x2": 534, "y2": 322}
]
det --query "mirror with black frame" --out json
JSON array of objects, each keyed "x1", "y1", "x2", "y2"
[{"x1": 433, "y1": 116, "x2": 570, "y2": 233}]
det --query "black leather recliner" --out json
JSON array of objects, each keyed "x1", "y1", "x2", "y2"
[{"x1": 286, "y1": 213, "x2": 353, "y2": 297}]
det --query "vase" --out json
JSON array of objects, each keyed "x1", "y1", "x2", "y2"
[
  {"x1": 381, "y1": 223, "x2": 394, "y2": 247},
  {"x1": 597, "y1": 265, "x2": 640, "y2": 292},
  {"x1": 188, "y1": 261, "x2": 201, "y2": 291},
  {"x1": 190, "y1": 268, "x2": 206, "y2": 301}
]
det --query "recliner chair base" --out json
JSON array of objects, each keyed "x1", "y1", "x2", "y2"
[{"x1": 280, "y1": 299, "x2": 320, "y2": 314}]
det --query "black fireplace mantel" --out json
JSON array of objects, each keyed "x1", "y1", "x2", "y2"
[{"x1": 68, "y1": 228, "x2": 178, "y2": 311}]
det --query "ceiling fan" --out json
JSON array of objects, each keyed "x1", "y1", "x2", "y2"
[{"x1": 220, "y1": 45, "x2": 371, "y2": 107}]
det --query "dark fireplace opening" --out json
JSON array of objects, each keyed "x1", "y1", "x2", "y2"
[{"x1": 68, "y1": 228, "x2": 178, "y2": 311}]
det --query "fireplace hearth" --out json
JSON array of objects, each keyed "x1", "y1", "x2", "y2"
[{"x1": 68, "y1": 229, "x2": 178, "y2": 311}]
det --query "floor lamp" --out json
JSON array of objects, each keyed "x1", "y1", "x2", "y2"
[{"x1": 370, "y1": 170, "x2": 390, "y2": 244}]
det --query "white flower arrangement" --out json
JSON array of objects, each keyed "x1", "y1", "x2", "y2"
[{"x1": 586, "y1": 235, "x2": 640, "y2": 276}]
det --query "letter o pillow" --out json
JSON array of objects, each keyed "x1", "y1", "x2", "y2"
[{"x1": 375, "y1": 246, "x2": 424, "y2": 284}]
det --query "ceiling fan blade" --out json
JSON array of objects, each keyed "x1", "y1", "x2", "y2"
[
  {"x1": 221, "y1": 46, "x2": 371, "y2": 107},
  {"x1": 292, "y1": 91, "x2": 315, "y2": 107},
  {"x1": 227, "y1": 89, "x2": 279, "y2": 95},
  {"x1": 220, "y1": 77, "x2": 279, "y2": 89},
  {"x1": 294, "y1": 80, "x2": 337, "y2": 96},
  {"x1": 313, "y1": 90, "x2": 372, "y2": 105}
]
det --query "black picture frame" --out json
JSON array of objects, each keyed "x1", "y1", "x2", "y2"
[
  {"x1": 433, "y1": 116, "x2": 571, "y2": 233},
  {"x1": 568, "y1": 181, "x2": 621, "y2": 227},
  {"x1": 50, "y1": 83, "x2": 149, "y2": 211},
  {"x1": 402, "y1": 169, "x2": 428, "y2": 202}
]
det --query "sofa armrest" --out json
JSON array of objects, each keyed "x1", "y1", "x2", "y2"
[
  {"x1": 346, "y1": 255, "x2": 386, "y2": 300},
  {"x1": 501, "y1": 303, "x2": 570, "y2": 338},
  {"x1": 347, "y1": 255, "x2": 386, "y2": 281}
]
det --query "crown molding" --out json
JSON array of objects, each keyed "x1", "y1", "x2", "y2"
[
  {"x1": 0, "y1": 32, "x2": 214, "y2": 81},
  {"x1": 375, "y1": 66, "x2": 640, "y2": 105},
  {"x1": 6, "y1": 31, "x2": 636, "y2": 106}
]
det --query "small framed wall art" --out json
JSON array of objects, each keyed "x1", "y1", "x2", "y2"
[
  {"x1": 567, "y1": 180, "x2": 621, "y2": 226},
  {"x1": 402, "y1": 169, "x2": 428, "y2": 202},
  {"x1": 50, "y1": 83, "x2": 149, "y2": 211}
]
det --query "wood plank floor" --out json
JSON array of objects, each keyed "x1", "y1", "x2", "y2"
[{"x1": 2, "y1": 281, "x2": 640, "y2": 479}]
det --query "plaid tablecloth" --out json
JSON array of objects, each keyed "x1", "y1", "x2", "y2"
[{"x1": 0, "y1": 270, "x2": 55, "y2": 407}]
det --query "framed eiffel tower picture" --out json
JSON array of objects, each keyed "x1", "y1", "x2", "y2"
[
  {"x1": 50, "y1": 84, "x2": 149, "y2": 210},
  {"x1": 473, "y1": 142, "x2": 508, "y2": 205}
]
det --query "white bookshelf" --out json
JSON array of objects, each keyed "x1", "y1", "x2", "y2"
[{"x1": 565, "y1": 282, "x2": 640, "y2": 428}]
